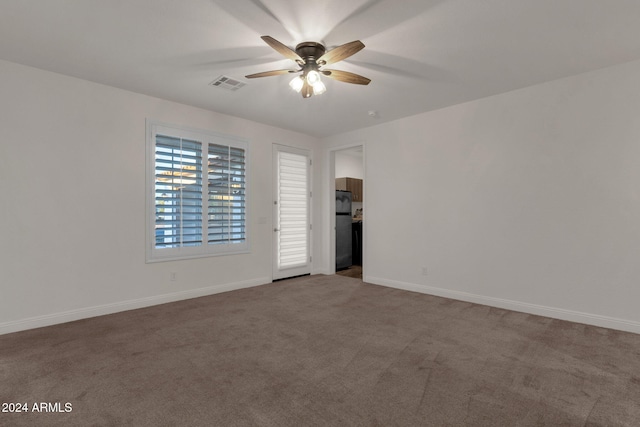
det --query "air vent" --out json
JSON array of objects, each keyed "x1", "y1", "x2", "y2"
[{"x1": 209, "y1": 75, "x2": 246, "y2": 91}]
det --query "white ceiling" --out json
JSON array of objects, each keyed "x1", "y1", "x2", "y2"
[{"x1": 2, "y1": 0, "x2": 640, "y2": 137}]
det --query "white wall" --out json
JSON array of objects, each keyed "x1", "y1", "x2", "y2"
[
  {"x1": 335, "y1": 150, "x2": 363, "y2": 179},
  {"x1": 0, "y1": 60, "x2": 322, "y2": 334},
  {"x1": 322, "y1": 59, "x2": 640, "y2": 333},
  {"x1": 4, "y1": 56, "x2": 640, "y2": 335}
]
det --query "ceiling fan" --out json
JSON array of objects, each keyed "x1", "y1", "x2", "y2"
[{"x1": 245, "y1": 36, "x2": 371, "y2": 98}]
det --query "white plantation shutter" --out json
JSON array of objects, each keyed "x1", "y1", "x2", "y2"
[
  {"x1": 154, "y1": 136, "x2": 203, "y2": 248},
  {"x1": 147, "y1": 122, "x2": 249, "y2": 262},
  {"x1": 277, "y1": 151, "x2": 309, "y2": 269},
  {"x1": 207, "y1": 144, "x2": 246, "y2": 245}
]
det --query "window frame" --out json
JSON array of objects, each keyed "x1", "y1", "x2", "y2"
[{"x1": 146, "y1": 120, "x2": 250, "y2": 263}]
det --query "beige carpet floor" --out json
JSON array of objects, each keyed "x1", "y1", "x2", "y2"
[{"x1": 2, "y1": 274, "x2": 640, "y2": 426}]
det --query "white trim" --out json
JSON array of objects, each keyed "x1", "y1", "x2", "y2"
[
  {"x1": 365, "y1": 276, "x2": 640, "y2": 335},
  {"x1": 0, "y1": 277, "x2": 270, "y2": 336},
  {"x1": 146, "y1": 119, "x2": 250, "y2": 263}
]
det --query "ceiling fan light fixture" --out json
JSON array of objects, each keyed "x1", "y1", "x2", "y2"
[
  {"x1": 312, "y1": 80, "x2": 326, "y2": 95},
  {"x1": 306, "y1": 70, "x2": 321, "y2": 85},
  {"x1": 289, "y1": 75, "x2": 304, "y2": 93}
]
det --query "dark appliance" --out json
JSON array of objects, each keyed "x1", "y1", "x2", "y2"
[
  {"x1": 352, "y1": 220, "x2": 362, "y2": 265},
  {"x1": 336, "y1": 190, "x2": 352, "y2": 270}
]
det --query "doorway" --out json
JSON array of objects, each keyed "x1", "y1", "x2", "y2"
[
  {"x1": 332, "y1": 145, "x2": 364, "y2": 280},
  {"x1": 272, "y1": 144, "x2": 312, "y2": 281}
]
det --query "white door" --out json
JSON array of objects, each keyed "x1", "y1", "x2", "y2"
[{"x1": 273, "y1": 145, "x2": 311, "y2": 280}]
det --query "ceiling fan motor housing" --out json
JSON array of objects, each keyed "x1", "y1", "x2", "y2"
[{"x1": 295, "y1": 42, "x2": 326, "y2": 68}]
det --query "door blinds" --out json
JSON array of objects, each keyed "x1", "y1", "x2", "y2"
[{"x1": 277, "y1": 151, "x2": 309, "y2": 269}]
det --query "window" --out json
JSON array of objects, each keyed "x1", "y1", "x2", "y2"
[{"x1": 146, "y1": 121, "x2": 249, "y2": 262}]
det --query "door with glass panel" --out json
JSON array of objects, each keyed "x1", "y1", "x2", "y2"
[{"x1": 273, "y1": 145, "x2": 311, "y2": 280}]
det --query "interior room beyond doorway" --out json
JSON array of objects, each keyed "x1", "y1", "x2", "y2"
[{"x1": 334, "y1": 146, "x2": 363, "y2": 280}]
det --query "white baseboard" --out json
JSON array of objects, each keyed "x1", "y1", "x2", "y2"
[
  {"x1": 0, "y1": 277, "x2": 271, "y2": 336},
  {"x1": 6, "y1": 276, "x2": 639, "y2": 336},
  {"x1": 365, "y1": 276, "x2": 640, "y2": 335}
]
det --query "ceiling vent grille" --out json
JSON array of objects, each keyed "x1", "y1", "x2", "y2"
[{"x1": 209, "y1": 75, "x2": 246, "y2": 91}]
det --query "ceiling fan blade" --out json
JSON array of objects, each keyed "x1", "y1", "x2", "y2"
[
  {"x1": 261, "y1": 36, "x2": 304, "y2": 64},
  {"x1": 245, "y1": 69, "x2": 295, "y2": 79},
  {"x1": 322, "y1": 69, "x2": 371, "y2": 85},
  {"x1": 317, "y1": 40, "x2": 365, "y2": 66}
]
